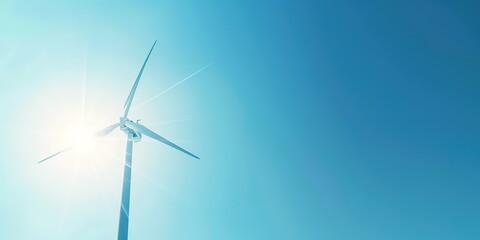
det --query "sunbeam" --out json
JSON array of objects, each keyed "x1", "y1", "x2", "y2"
[
  {"x1": 131, "y1": 62, "x2": 213, "y2": 112},
  {"x1": 89, "y1": 153, "x2": 114, "y2": 218},
  {"x1": 93, "y1": 146, "x2": 189, "y2": 206}
]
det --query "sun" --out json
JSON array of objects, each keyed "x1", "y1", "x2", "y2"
[{"x1": 68, "y1": 123, "x2": 97, "y2": 153}]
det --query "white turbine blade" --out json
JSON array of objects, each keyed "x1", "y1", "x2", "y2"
[
  {"x1": 38, "y1": 146, "x2": 75, "y2": 164},
  {"x1": 38, "y1": 122, "x2": 119, "y2": 164},
  {"x1": 124, "y1": 121, "x2": 199, "y2": 159},
  {"x1": 94, "y1": 123, "x2": 120, "y2": 137},
  {"x1": 123, "y1": 40, "x2": 157, "y2": 118}
]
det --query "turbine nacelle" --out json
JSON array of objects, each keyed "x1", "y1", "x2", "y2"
[{"x1": 119, "y1": 117, "x2": 142, "y2": 142}]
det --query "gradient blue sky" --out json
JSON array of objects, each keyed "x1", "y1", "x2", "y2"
[{"x1": 1, "y1": 0, "x2": 479, "y2": 239}]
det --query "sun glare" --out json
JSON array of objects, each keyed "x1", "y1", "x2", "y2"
[{"x1": 69, "y1": 123, "x2": 97, "y2": 153}]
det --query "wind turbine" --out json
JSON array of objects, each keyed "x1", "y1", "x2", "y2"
[{"x1": 38, "y1": 40, "x2": 199, "y2": 240}]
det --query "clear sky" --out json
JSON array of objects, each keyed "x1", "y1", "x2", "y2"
[{"x1": 1, "y1": 0, "x2": 479, "y2": 239}]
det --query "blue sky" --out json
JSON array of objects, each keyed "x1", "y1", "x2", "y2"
[{"x1": 1, "y1": 0, "x2": 479, "y2": 239}]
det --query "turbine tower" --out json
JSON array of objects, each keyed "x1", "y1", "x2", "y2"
[{"x1": 38, "y1": 41, "x2": 199, "y2": 240}]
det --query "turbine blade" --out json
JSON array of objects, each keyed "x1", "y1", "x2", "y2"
[
  {"x1": 38, "y1": 146, "x2": 75, "y2": 164},
  {"x1": 94, "y1": 123, "x2": 120, "y2": 137},
  {"x1": 124, "y1": 121, "x2": 199, "y2": 159},
  {"x1": 123, "y1": 40, "x2": 157, "y2": 118},
  {"x1": 38, "y1": 122, "x2": 119, "y2": 164}
]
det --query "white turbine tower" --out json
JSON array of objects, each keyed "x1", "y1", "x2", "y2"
[{"x1": 38, "y1": 40, "x2": 199, "y2": 240}]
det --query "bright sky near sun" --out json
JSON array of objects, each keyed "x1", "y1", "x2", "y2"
[{"x1": 1, "y1": 0, "x2": 480, "y2": 240}]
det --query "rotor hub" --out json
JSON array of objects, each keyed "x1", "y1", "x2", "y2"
[{"x1": 119, "y1": 117, "x2": 142, "y2": 142}]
